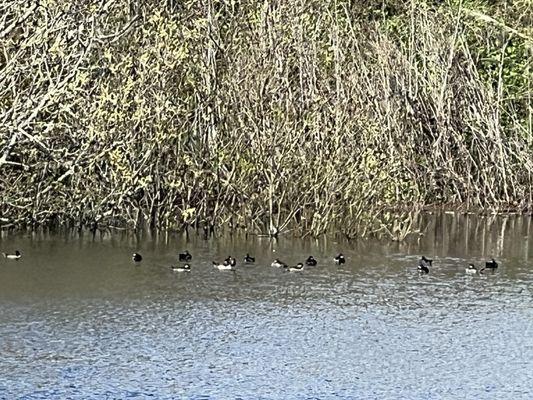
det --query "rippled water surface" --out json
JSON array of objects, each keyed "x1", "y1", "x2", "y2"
[{"x1": 1, "y1": 214, "x2": 532, "y2": 399}]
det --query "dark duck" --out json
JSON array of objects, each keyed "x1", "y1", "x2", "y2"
[
  {"x1": 178, "y1": 250, "x2": 192, "y2": 262},
  {"x1": 334, "y1": 253, "x2": 345, "y2": 265},
  {"x1": 417, "y1": 256, "x2": 431, "y2": 274}
]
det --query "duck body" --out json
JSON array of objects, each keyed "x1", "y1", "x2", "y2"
[
  {"x1": 465, "y1": 263, "x2": 483, "y2": 274},
  {"x1": 418, "y1": 264, "x2": 429, "y2": 274},
  {"x1": 485, "y1": 258, "x2": 498, "y2": 269},
  {"x1": 421, "y1": 256, "x2": 433, "y2": 266},
  {"x1": 171, "y1": 264, "x2": 191, "y2": 272},
  {"x1": 213, "y1": 256, "x2": 236, "y2": 270},
  {"x1": 213, "y1": 261, "x2": 235, "y2": 271},
  {"x1": 271, "y1": 259, "x2": 288, "y2": 268},
  {"x1": 178, "y1": 250, "x2": 192, "y2": 261},
  {"x1": 224, "y1": 256, "x2": 237, "y2": 267},
  {"x1": 417, "y1": 257, "x2": 430, "y2": 273},
  {"x1": 305, "y1": 256, "x2": 317, "y2": 266},
  {"x1": 334, "y1": 254, "x2": 345, "y2": 265},
  {"x1": 417, "y1": 256, "x2": 432, "y2": 273},
  {"x1": 288, "y1": 262, "x2": 304, "y2": 272},
  {"x1": 3, "y1": 251, "x2": 21, "y2": 260},
  {"x1": 244, "y1": 254, "x2": 255, "y2": 263},
  {"x1": 132, "y1": 252, "x2": 142, "y2": 262}
]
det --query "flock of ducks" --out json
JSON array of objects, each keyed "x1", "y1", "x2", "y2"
[
  {"x1": 418, "y1": 255, "x2": 499, "y2": 274},
  {"x1": 132, "y1": 251, "x2": 499, "y2": 276},
  {"x1": 2, "y1": 250, "x2": 499, "y2": 275},
  {"x1": 131, "y1": 251, "x2": 346, "y2": 272}
]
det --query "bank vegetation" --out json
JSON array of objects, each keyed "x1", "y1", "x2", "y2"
[{"x1": 1, "y1": 0, "x2": 532, "y2": 239}]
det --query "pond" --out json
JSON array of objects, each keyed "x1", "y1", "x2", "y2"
[{"x1": 0, "y1": 213, "x2": 532, "y2": 399}]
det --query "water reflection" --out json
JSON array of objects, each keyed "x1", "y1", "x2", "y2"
[{"x1": 0, "y1": 213, "x2": 532, "y2": 399}]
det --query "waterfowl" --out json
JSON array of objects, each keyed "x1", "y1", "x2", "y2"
[
  {"x1": 417, "y1": 264, "x2": 429, "y2": 274},
  {"x1": 421, "y1": 256, "x2": 433, "y2": 266},
  {"x1": 305, "y1": 256, "x2": 317, "y2": 266},
  {"x1": 213, "y1": 260, "x2": 235, "y2": 271},
  {"x1": 244, "y1": 253, "x2": 255, "y2": 263},
  {"x1": 271, "y1": 259, "x2": 288, "y2": 268},
  {"x1": 417, "y1": 257, "x2": 430, "y2": 274},
  {"x1": 224, "y1": 256, "x2": 237, "y2": 267},
  {"x1": 334, "y1": 253, "x2": 345, "y2": 265},
  {"x1": 485, "y1": 258, "x2": 498, "y2": 269},
  {"x1": 288, "y1": 262, "x2": 304, "y2": 272},
  {"x1": 171, "y1": 264, "x2": 191, "y2": 272},
  {"x1": 465, "y1": 263, "x2": 484, "y2": 274},
  {"x1": 132, "y1": 253, "x2": 142, "y2": 262},
  {"x1": 3, "y1": 250, "x2": 21, "y2": 260},
  {"x1": 178, "y1": 250, "x2": 192, "y2": 261}
]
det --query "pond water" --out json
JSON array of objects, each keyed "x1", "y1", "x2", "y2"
[{"x1": 0, "y1": 214, "x2": 532, "y2": 399}]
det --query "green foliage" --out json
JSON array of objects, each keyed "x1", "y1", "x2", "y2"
[
  {"x1": 448, "y1": 0, "x2": 532, "y2": 135},
  {"x1": 1, "y1": 0, "x2": 532, "y2": 238}
]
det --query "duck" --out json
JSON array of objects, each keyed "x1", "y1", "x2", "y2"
[
  {"x1": 465, "y1": 263, "x2": 484, "y2": 274},
  {"x1": 224, "y1": 256, "x2": 237, "y2": 267},
  {"x1": 420, "y1": 256, "x2": 433, "y2": 266},
  {"x1": 178, "y1": 250, "x2": 192, "y2": 261},
  {"x1": 288, "y1": 262, "x2": 304, "y2": 272},
  {"x1": 485, "y1": 258, "x2": 498, "y2": 269},
  {"x1": 3, "y1": 250, "x2": 21, "y2": 260},
  {"x1": 171, "y1": 264, "x2": 191, "y2": 272},
  {"x1": 417, "y1": 258, "x2": 430, "y2": 274},
  {"x1": 244, "y1": 253, "x2": 255, "y2": 263},
  {"x1": 213, "y1": 260, "x2": 235, "y2": 271},
  {"x1": 334, "y1": 253, "x2": 345, "y2": 265},
  {"x1": 132, "y1": 252, "x2": 142, "y2": 262},
  {"x1": 271, "y1": 259, "x2": 288, "y2": 268},
  {"x1": 305, "y1": 256, "x2": 317, "y2": 266}
]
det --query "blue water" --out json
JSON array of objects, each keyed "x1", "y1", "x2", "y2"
[{"x1": 0, "y1": 219, "x2": 532, "y2": 399}]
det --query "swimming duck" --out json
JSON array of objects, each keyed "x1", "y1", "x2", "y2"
[
  {"x1": 244, "y1": 253, "x2": 255, "y2": 263},
  {"x1": 334, "y1": 253, "x2": 345, "y2": 265},
  {"x1": 224, "y1": 256, "x2": 237, "y2": 267},
  {"x1": 171, "y1": 264, "x2": 191, "y2": 272},
  {"x1": 485, "y1": 258, "x2": 498, "y2": 269},
  {"x1": 132, "y1": 252, "x2": 142, "y2": 262},
  {"x1": 178, "y1": 250, "x2": 192, "y2": 261},
  {"x1": 288, "y1": 262, "x2": 304, "y2": 272},
  {"x1": 305, "y1": 256, "x2": 317, "y2": 266},
  {"x1": 421, "y1": 256, "x2": 433, "y2": 266},
  {"x1": 213, "y1": 260, "x2": 235, "y2": 271},
  {"x1": 417, "y1": 258, "x2": 430, "y2": 274},
  {"x1": 271, "y1": 259, "x2": 288, "y2": 268},
  {"x1": 465, "y1": 263, "x2": 484, "y2": 274},
  {"x1": 3, "y1": 250, "x2": 21, "y2": 260}
]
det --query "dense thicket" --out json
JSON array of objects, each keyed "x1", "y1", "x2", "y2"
[{"x1": 0, "y1": 0, "x2": 532, "y2": 238}]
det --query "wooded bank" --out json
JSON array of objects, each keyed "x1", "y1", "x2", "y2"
[{"x1": 1, "y1": 0, "x2": 532, "y2": 239}]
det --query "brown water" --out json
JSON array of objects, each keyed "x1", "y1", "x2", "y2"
[{"x1": 0, "y1": 213, "x2": 532, "y2": 399}]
